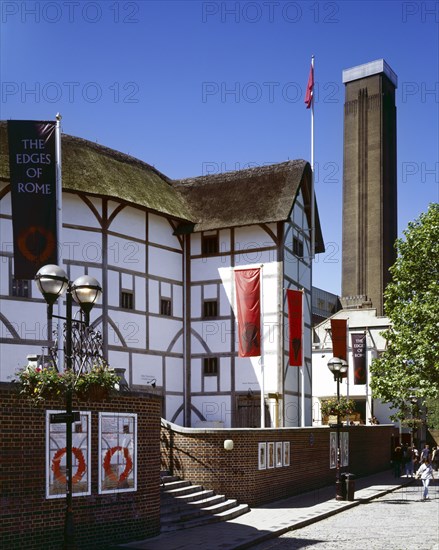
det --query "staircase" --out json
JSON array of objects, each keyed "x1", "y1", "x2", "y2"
[{"x1": 160, "y1": 473, "x2": 250, "y2": 532}]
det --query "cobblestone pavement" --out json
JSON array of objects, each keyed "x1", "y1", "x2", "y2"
[{"x1": 252, "y1": 482, "x2": 439, "y2": 550}]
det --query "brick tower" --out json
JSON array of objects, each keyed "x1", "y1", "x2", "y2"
[{"x1": 341, "y1": 59, "x2": 398, "y2": 316}]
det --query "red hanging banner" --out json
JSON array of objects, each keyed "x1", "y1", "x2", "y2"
[
  {"x1": 287, "y1": 289, "x2": 303, "y2": 366},
  {"x1": 331, "y1": 319, "x2": 348, "y2": 377},
  {"x1": 235, "y1": 268, "x2": 261, "y2": 357}
]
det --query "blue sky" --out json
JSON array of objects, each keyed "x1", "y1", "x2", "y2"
[{"x1": 1, "y1": 0, "x2": 438, "y2": 294}]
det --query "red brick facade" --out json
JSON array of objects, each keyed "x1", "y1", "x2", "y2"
[
  {"x1": 1, "y1": 384, "x2": 162, "y2": 550},
  {"x1": 161, "y1": 421, "x2": 396, "y2": 507}
]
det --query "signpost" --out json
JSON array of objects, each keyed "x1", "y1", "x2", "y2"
[{"x1": 50, "y1": 412, "x2": 80, "y2": 424}]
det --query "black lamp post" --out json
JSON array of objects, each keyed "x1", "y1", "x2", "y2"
[
  {"x1": 327, "y1": 356, "x2": 348, "y2": 500},
  {"x1": 36, "y1": 264, "x2": 102, "y2": 549}
]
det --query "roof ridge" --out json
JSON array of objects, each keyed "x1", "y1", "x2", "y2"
[{"x1": 173, "y1": 159, "x2": 308, "y2": 187}]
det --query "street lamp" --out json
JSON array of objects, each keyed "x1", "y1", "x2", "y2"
[
  {"x1": 327, "y1": 357, "x2": 348, "y2": 500},
  {"x1": 36, "y1": 264, "x2": 102, "y2": 549}
]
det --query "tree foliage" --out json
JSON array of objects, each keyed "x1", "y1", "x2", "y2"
[{"x1": 370, "y1": 203, "x2": 439, "y2": 417}]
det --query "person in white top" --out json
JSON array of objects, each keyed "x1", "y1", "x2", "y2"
[{"x1": 416, "y1": 458, "x2": 434, "y2": 500}]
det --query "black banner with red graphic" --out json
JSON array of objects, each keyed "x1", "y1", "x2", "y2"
[
  {"x1": 351, "y1": 333, "x2": 367, "y2": 385},
  {"x1": 8, "y1": 120, "x2": 57, "y2": 279}
]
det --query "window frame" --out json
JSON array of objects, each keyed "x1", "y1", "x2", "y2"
[
  {"x1": 160, "y1": 297, "x2": 172, "y2": 317},
  {"x1": 120, "y1": 289, "x2": 134, "y2": 310},
  {"x1": 12, "y1": 278, "x2": 31, "y2": 298},
  {"x1": 201, "y1": 233, "x2": 219, "y2": 256},
  {"x1": 203, "y1": 299, "x2": 219, "y2": 319},
  {"x1": 203, "y1": 357, "x2": 218, "y2": 376}
]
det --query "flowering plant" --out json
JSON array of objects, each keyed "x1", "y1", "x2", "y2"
[
  {"x1": 75, "y1": 363, "x2": 120, "y2": 401},
  {"x1": 321, "y1": 396, "x2": 356, "y2": 418},
  {"x1": 14, "y1": 362, "x2": 119, "y2": 405}
]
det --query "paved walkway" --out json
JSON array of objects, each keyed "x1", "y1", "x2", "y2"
[{"x1": 117, "y1": 470, "x2": 425, "y2": 550}]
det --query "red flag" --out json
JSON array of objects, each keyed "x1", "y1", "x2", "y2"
[
  {"x1": 331, "y1": 319, "x2": 348, "y2": 375},
  {"x1": 304, "y1": 64, "x2": 314, "y2": 109},
  {"x1": 235, "y1": 269, "x2": 261, "y2": 357},
  {"x1": 287, "y1": 289, "x2": 303, "y2": 366}
]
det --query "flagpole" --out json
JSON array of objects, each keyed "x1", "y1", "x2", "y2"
[
  {"x1": 310, "y1": 55, "x2": 315, "y2": 259},
  {"x1": 300, "y1": 288, "x2": 305, "y2": 427},
  {"x1": 55, "y1": 113, "x2": 64, "y2": 370},
  {"x1": 260, "y1": 264, "x2": 265, "y2": 428}
]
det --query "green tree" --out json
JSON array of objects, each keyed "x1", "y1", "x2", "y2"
[{"x1": 370, "y1": 203, "x2": 439, "y2": 418}]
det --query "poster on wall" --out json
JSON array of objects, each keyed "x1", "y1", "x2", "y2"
[
  {"x1": 276, "y1": 442, "x2": 283, "y2": 467},
  {"x1": 283, "y1": 442, "x2": 290, "y2": 467},
  {"x1": 341, "y1": 432, "x2": 349, "y2": 467},
  {"x1": 267, "y1": 442, "x2": 275, "y2": 469},
  {"x1": 99, "y1": 413, "x2": 137, "y2": 494},
  {"x1": 258, "y1": 442, "x2": 267, "y2": 470},
  {"x1": 329, "y1": 432, "x2": 337, "y2": 469},
  {"x1": 46, "y1": 411, "x2": 91, "y2": 499}
]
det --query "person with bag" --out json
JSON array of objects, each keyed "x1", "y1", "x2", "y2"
[{"x1": 415, "y1": 457, "x2": 434, "y2": 501}]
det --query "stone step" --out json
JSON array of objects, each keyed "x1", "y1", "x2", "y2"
[
  {"x1": 161, "y1": 479, "x2": 191, "y2": 491},
  {"x1": 161, "y1": 493, "x2": 225, "y2": 514},
  {"x1": 160, "y1": 503, "x2": 250, "y2": 532},
  {"x1": 166, "y1": 488, "x2": 215, "y2": 504},
  {"x1": 160, "y1": 474, "x2": 180, "y2": 484},
  {"x1": 161, "y1": 497, "x2": 235, "y2": 524},
  {"x1": 162, "y1": 484, "x2": 204, "y2": 497}
]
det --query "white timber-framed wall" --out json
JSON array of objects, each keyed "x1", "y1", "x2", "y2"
[
  {"x1": 311, "y1": 308, "x2": 397, "y2": 427},
  {"x1": 0, "y1": 126, "x2": 323, "y2": 429}
]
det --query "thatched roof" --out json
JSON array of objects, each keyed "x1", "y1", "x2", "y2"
[
  {"x1": 0, "y1": 121, "x2": 324, "y2": 252},
  {"x1": 0, "y1": 121, "x2": 192, "y2": 221},
  {"x1": 173, "y1": 161, "x2": 325, "y2": 253}
]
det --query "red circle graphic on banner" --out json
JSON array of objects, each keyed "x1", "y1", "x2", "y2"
[{"x1": 17, "y1": 225, "x2": 56, "y2": 263}]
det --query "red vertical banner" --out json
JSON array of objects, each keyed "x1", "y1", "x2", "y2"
[
  {"x1": 235, "y1": 268, "x2": 261, "y2": 357},
  {"x1": 331, "y1": 319, "x2": 348, "y2": 375},
  {"x1": 287, "y1": 289, "x2": 303, "y2": 366}
]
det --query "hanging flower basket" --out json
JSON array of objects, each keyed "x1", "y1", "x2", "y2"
[
  {"x1": 321, "y1": 396, "x2": 356, "y2": 418},
  {"x1": 77, "y1": 383, "x2": 109, "y2": 402},
  {"x1": 74, "y1": 364, "x2": 119, "y2": 402},
  {"x1": 14, "y1": 362, "x2": 119, "y2": 405}
]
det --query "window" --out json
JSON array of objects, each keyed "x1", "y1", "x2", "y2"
[
  {"x1": 202, "y1": 234, "x2": 219, "y2": 255},
  {"x1": 203, "y1": 299, "x2": 218, "y2": 318},
  {"x1": 160, "y1": 298, "x2": 172, "y2": 316},
  {"x1": 293, "y1": 236, "x2": 304, "y2": 258},
  {"x1": 12, "y1": 278, "x2": 30, "y2": 298},
  {"x1": 121, "y1": 290, "x2": 134, "y2": 310},
  {"x1": 203, "y1": 357, "x2": 218, "y2": 376}
]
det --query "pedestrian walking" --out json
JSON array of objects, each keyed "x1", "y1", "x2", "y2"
[
  {"x1": 415, "y1": 457, "x2": 434, "y2": 501},
  {"x1": 420, "y1": 444, "x2": 430, "y2": 461}
]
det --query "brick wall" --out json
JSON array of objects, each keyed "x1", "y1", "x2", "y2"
[
  {"x1": 161, "y1": 421, "x2": 396, "y2": 507},
  {"x1": 1, "y1": 384, "x2": 162, "y2": 550}
]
